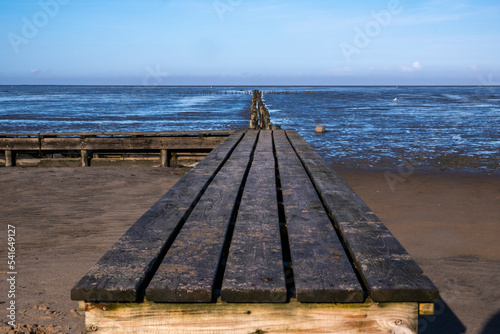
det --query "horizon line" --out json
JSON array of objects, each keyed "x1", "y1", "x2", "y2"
[{"x1": 2, "y1": 84, "x2": 500, "y2": 88}]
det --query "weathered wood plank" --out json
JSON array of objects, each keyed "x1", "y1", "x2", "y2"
[
  {"x1": 285, "y1": 129, "x2": 439, "y2": 303},
  {"x1": 0, "y1": 130, "x2": 234, "y2": 138},
  {"x1": 84, "y1": 300, "x2": 418, "y2": 334},
  {"x1": 146, "y1": 131, "x2": 259, "y2": 302},
  {"x1": 273, "y1": 130, "x2": 364, "y2": 303},
  {"x1": 0, "y1": 138, "x2": 39, "y2": 150},
  {"x1": 221, "y1": 131, "x2": 287, "y2": 303},
  {"x1": 81, "y1": 136, "x2": 225, "y2": 150},
  {"x1": 70, "y1": 132, "x2": 244, "y2": 302},
  {"x1": 0, "y1": 136, "x2": 225, "y2": 151}
]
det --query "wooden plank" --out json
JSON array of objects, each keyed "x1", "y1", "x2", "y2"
[
  {"x1": 84, "y1": 300, "x2": 418, "y2": 334},
  {"x1": 273, "y1": 130, "x2": 364, "y2": 303},
  {"x1": 285, "y1": 129, "x2": 439, "y2": 303},
  {"x1": 0, "y1": 136, "x2": 226, "y2": 151},
  {"x1": 146, "y1": 131, "x2": 259, "y2": 302},
  {"x1": 70, "y1": 132, "x2": 244, "y2": 302},
  {"x1": 80, "y1": 136, "x2": 225, "y2": 150},
  {"x1": 0, "y1": 130, "x2": 234, "y2": 138},
  {"x1": 0, "y1": 138, "x2": 39, "y2": 150},
  {"x1": 221, "y1": 131, "x2": 287, "y2": 303}
]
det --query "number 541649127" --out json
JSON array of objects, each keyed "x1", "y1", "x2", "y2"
[{"x1": 8, "y1": 225, "x2": 16, "y2": 271}]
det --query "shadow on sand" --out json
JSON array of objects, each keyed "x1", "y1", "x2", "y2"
[
  {"x1": 419, "y1": 298, "x2": 466, "y2": 333},
  {"x1": 480, "y1": 310, "x2": 500, "y2": 334}
]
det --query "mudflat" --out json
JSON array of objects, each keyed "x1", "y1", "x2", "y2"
[{"x1": 1, "y1": 166, "x2": 499, "y2": 334}]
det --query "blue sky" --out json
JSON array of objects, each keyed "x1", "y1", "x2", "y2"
[{"x1": 1, "y1": 0, "x2": 499, "y2": 85}]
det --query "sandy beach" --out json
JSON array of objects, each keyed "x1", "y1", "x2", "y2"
[{"x1": 1, "y1": 165, "x2": 499, "y2": 334}]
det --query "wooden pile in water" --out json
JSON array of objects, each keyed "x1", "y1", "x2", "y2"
[{"x1": 249, "y1": 90, "x2": 277, "y2": 130}]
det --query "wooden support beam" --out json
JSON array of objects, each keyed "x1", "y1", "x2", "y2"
[
  {"x1": 160, "y1": 149, "x2": 169, "y2": 167},
  {"x1": 5, "y1": 150, "x2": 14, "y2": 167},
  {"x1": 419, "y1": 303, "x2": 435, "y2": 315},
  {"x1": 81, "y1": 149, "x2": 89, "y2": 167},
  {"x1": 82, "y1": 300, "x2": 419, "y2": 334}
]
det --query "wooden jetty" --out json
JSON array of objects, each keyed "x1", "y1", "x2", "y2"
[
  {"x1": 72, "y1": 129, "x2": 438, "y2": 333},
  {"x1": 0, "y1": 131, "x2": 232, "y2": 167}
]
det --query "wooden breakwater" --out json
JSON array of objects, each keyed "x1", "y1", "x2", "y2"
[
  {"x1": 0, "y1": 131, "x2": 232, "y2": 167},
  {"x1": 180, "y1": 90, "x2": 316, "y2": 95},
  {"x1": 1, "y1": 91, "x2": 282, "y2": 168},
  {"x1": 249, "y1": 90, "x2": 279, "y2": 130}
]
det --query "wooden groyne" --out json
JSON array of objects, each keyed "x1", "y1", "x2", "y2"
[
  {"x1": 249, "y1": 90, "x2": 278, "y2": 130},
  {"x1": 1, "y1": 91, "x2": 282, "y2": 167},
  {"x1": 0, "y1": 131, "x2": 232, "y2": 167},
  {"x1": 180, "y1": 90, "x2": 316, "y2": 95}
]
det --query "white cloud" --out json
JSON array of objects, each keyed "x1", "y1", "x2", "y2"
[
  {"x1": 30, "y1": 69, "x2": 41, "y2": 75},
  {"x1": 401, "y1": 61, "x2": 423, "y2": 72},
  {"x1": 412, "y1": 61, "x2": 422, "y2": 70}
]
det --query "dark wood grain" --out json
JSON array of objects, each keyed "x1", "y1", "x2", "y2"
[
  {"x1": 221, "y1": 131, "x2": 287, "y2": 303},
  {"x1": 146, "y1": 131, "x2": 259, "y2": 302},
  {"x1": 0, "y1": 136, "x2": 225, "y2": 151},
  {"x1": 73, "y1": 127, "x2": 438, "y2": 305},
  {"x1": 273, "y1": 130, "x2": 364, "y2": 302},
  {"x1": 70, "y1": 132, "x2": 244, "y2": 302},
  {"x1": 285, "y1": 129, "x2": 439, "y2": 302}
]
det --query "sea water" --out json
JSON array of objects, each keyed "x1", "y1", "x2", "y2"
[{"x1": 1, "y1": 86, "x2": 499, "y2": 172}]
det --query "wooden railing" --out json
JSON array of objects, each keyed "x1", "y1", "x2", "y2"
[{"x1": 0, "y1": 131, "x2": 233, "y2": 167}]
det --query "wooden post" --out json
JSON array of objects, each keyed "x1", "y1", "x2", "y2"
[
  {"x1": 5, "y1": 150, "x2": 14, "y2": 167},
  {"x1": 81, "y1": 150, "x2": 89, "y2": 167},
  {"x1": 160, "y1": 149, "x2": 170, "y2": 167},
  {"x1": 249, "y1": 90, "x2": 259, "y2": 130}
]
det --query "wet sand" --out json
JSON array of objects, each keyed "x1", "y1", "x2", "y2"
[{"x1": 1, "y1": 166, "x2": 499, "y2": 334}]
